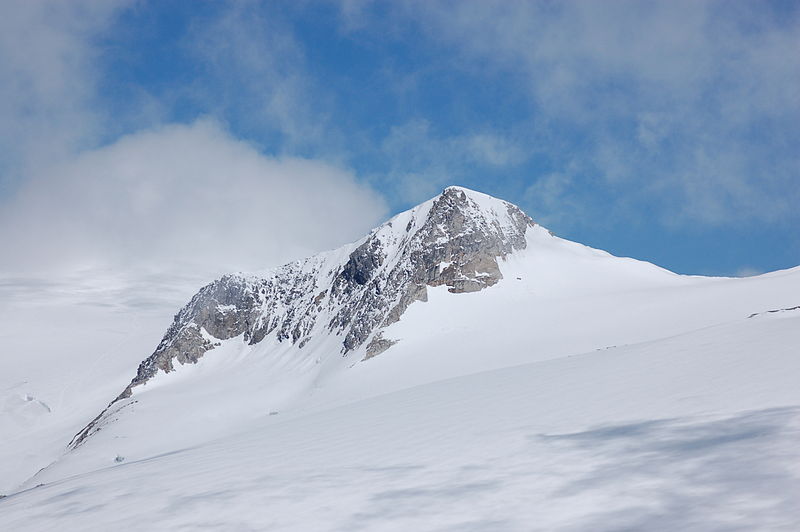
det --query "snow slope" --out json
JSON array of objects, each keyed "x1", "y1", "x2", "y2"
[
  {"x1": 2, "y1": 308, "x2": 799, "y2": 530},
  {"x1": 2, "y1": 187, "x2": 799, "y2": 529},
  {"x1": 0, "y1": 270, "x2": 207, "y2": 495}
]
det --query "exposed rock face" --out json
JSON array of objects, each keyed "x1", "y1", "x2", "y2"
[{"x1": 69, "y1": 186, "x2": 535, "y2": 448}]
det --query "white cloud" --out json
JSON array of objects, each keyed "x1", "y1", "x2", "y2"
[
  {"x1": 0, "y1": 0, "x2": 131, "y2": 182},
  {"x1": 0, "y1": 120, "x2": 387, "y2": 278}
]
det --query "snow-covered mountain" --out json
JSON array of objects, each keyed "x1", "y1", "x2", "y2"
[
  {"x1": 2, "y1": 186, "x2": 800, "y2": 530},
  {"x1": 69, "y1": 186, "x2": 535, "y2": 447}
]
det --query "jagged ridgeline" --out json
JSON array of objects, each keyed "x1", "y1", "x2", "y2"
[{"x1": 70, "y1": 187, "x2": 535, "y2": 448}]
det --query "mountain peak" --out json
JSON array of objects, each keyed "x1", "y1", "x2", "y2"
[
  {"x1": 437, "y1": 185, "x2": 516, "y2": 212},
  {"x1": 403, "y1": 185, "x2": 535, "y2": 250},
  {"x1": 70, "y1": 187, "x2": 538, "y2": 447},
  {"x1": 375, "y1": 185, "x2": 534, "y2": 249},
  {"x1": 441, "y1": 184, "x2": 480, "y2": 196},
  {"x1": 441, "y1": 184, "x2": 500, "y2": 196}
]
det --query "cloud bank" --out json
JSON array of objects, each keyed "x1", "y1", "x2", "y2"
[{"x1": 0, "y1": 120, "x2": 387, "y2": 277}]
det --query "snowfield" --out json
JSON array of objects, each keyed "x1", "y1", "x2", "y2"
[
  {"x1": 2, "y1": 310, "x2": 799, "y2": 531},
  {"x1": 0, "y1": 270, "x2": 205, "y2": 496},
  {"x1": 1, "y1": 188, "x2": 799, "y2": 530}
]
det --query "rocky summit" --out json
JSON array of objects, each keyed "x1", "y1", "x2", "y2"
[{"x1": 70, "y1": 186, "x2": 536, "y2": 447}]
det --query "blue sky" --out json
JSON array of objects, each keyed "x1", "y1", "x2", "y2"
[{"x1": 1, "y1": 1, "x2": 798, "y2": 277}]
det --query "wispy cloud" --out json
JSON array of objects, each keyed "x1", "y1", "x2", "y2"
[
  {"x1": 348, "y1": 0, "x2": 800, "y2": 227},
  {"x1": 380, "y1": 119, "x2": 526, "y2": 203},
  {"x1": 0, "y1": 0, "x2": 131, "y2": 185},
  {"x1": 183, "y1": 2, "x2": 333, "y2": 154},
  {"x1": 523, "y1": 172, "x2": 579, "y2": 229}
]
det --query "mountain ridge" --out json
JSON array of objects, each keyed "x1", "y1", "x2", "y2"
[{"x1": 70, "y1": 186, "x2": 536, "y2": 447}]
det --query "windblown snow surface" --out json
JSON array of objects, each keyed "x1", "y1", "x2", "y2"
[{"x1": 2, "y1": 189, "x2": 800, "y2": 531}]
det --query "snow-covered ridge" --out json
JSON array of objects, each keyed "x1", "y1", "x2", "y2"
[{"x1": 69, "y1": 186, "x2": 535, "y2": 447}]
